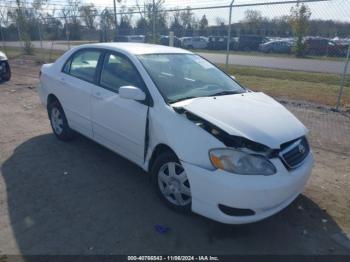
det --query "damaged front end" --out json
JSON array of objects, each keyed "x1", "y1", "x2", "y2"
[
  {"x1": 174, "y1": 106, "x2": 310, "y2": 172},
  {"x1": 173, "y1": 106, "x2": 277, "y2": 157}
]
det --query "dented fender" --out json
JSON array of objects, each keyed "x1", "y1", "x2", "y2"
[{"x1": 144, "y1": 105, "x2": 225, "y2": 171}]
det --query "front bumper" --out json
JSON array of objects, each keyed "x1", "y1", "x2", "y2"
[{"x1": 182, "y1": 152, "x2": 313, "y2": 224}]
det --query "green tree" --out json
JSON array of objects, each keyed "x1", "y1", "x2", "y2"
[
  {"x1": 135, "y1": 17, "x2": 148, "y2": 34},
  {"x1": 61, "y1": 0, "x2": 82, "y2": 40},
  {"x1": 180, "y1": 7, "x2": 194, "y2": 36},
  {"x1": 244, "y1": 10, "x2": 263, "y2": 30},
  {"x1": 170, "y1": 10, "x2": 184, "y2": 37},
  {"x1": 100, "y1": 8, "x2": 115, "y2": 41},
  {"x1": 9, "y1": 0, "x2": 33, "y2": 54},
  {"x1": 79, "y1": 4, "x2": 97, "y2": 30},
  {"x1": 289, "y1": 3, "x2": 311, "y2": 57},
  {"x1": 119, "y1": 5, "x2": 134, "y2": 35},
  {"x1": 199, "y1": 15, "x2": 208, "y2": 36},
  {"x1": 135, "y1": 0, "x2": 168, "y2": 41}
]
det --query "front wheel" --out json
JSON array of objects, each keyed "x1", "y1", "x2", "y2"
[{"x1": 152, "y1": 152, "x2": 192, "y2": 213}]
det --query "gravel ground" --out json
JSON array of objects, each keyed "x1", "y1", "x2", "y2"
[{"x1": 0, "y1": 58, "x2": 350, "y2": 255}]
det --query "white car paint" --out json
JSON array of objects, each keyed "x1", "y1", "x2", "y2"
[
  {"x1": 38, "y1": 43, "x2": 313, "y2": 224},
  {"x1": 181, "y1": 37, "x2": 208, "y2": 49},
  {"x1": 173, "y1": 92, "x2": 307, "y2": 149}
]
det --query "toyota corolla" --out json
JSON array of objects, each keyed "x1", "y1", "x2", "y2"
[{"x1": 38, "y1": 43, "x2": 313, "y2": 224}]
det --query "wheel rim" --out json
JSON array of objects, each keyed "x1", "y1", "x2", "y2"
[
  {"x1": 51, "y1": 107, "x2": 64, "y2": 135},
  {"x1": 158, "y1": 162, "x2": 191, "y2": 206}
]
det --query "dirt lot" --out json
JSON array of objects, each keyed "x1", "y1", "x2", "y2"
[{"x1": 0, "y1": 58, "x2": 350, "y2": 255}]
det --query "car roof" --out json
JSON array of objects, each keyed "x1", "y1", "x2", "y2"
[{"x1": 80, "y1": 42, "x2": 191, "y2": 55}]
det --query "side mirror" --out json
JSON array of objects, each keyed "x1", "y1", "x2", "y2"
[
  {"x1": 230, "y1": 75, "x2": 236, "y2": 80},
  {"x1": 119, "y1": 86, "x2": 146, "y2": 101}
]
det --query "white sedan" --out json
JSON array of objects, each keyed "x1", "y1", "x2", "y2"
[{"x1": 38, "y1": 43, "x2": 313, "y2": 224}]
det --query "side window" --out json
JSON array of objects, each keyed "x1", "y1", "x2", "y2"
[
  {"x1": 63, "y1": 58, "x2": 71, "y2": 73},
  {"x1": 100, "y1": 53, "x2": 145, "y2": 93},
  {"x1": 68, "y1": 50, "x2": 101, "y2": 83}
]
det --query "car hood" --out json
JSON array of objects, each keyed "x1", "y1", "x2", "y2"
[{"x1": 173, "y1": 92, "x2": 307, "y2": 149}]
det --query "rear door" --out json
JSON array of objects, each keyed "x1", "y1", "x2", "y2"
[
  {"x1": 90, "y1": 51, "x2": 150, "y2": 165},
  {"x1": 59, "y1": 49, "x2": 102, "y2": 137}
]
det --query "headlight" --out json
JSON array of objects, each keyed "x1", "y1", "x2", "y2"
[
  {"x1": 209, "y1": 148, "x2": 276, "y2": 175},
  {"x1": 0, "y1": 52, "x2": 7, "y2": 60}
]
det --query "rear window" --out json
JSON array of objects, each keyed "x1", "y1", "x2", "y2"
[{"x1": 64, "y1": 50, "x2": 101, "y2": 83}]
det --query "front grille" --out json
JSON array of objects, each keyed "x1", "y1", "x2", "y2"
[{"x1": 280, "y1": 137, "x2": 310, "y2": 169}]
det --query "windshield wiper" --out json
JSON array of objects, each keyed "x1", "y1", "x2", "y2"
[
  {"x1": 209, "y1": 90, "x2": 240, "y2": 97},
  {"x1": 170, "y1": 91, "x2": 240, "y2": 104},
  {"x1": 169, "y1": 96, "x2": 198, "y2": 104}
]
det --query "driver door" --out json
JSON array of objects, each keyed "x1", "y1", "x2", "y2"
[{"x1": 90, "y1": 52, "x2": 149, "y2": 166}]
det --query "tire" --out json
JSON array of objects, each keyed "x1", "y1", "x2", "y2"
[
  {"x1": 48, "y1": 100, "x2": 75, "y2": 141},
  {"x1": 151, "y1": 151, "x2": 192, "y2": 213},
  {"x1": 1, "y1": 62, "x2": 11, "y2": 82}
]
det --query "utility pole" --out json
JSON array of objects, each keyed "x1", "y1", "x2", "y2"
[
  {"x1": 225, "y1": 0, "x2": 235, "y2": 70},
  {"x1": 113, "y1": 0, "x2": 118, "y2": 38}
]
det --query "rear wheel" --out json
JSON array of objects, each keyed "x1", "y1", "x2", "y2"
[
  {"x1": 151, "y1": 152, "x2": 192, "y2": 213},
  {"x1": 48, "y1": 100, "x2": 74, "y2": 141}
]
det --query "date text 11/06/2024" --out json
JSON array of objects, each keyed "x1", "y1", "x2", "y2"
[{"x1": 127, "y1": 256, "x2": 220, "y2": 261}]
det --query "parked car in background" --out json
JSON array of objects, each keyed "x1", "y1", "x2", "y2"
[
  {"x1": 236, "y1": 35, "x2": 268, "y2": 51},
  {"x1": 114, "y1": 35, "x2": 146, "y2": 43},
  {"x1": 208, "y1": 36, "x2": 236, "y2": 50},
  {"x1": 304, "y1": 37, "x2": 347, "y2": 57},
  {"x1": 0, "y1": 51, "x2": 11, "y2": 82},
  {"x1": 180, "y1": 37, "x2": 208, "y2": 49},
  {"x1": 159, "y1": 36, "x2": 182, "y2": 47},
  {"x1": 259, "y1": 40, "x2": 293, "y2": 54},
  {"x1": 38, "y1": 43, "x2": 313, "y2": 224}
]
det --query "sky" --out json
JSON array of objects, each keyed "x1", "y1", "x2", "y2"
[
  {"x1": 86, "y1": 0, "x2": 350, "y2": 24},
  {"x1": 2, "y1": 0, "x2": 350, "y2": 24}
]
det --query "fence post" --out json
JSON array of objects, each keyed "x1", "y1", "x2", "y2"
[
  {"x1": 225, "y1": 0, "x2": 235, "y2": 71},
  {"x1": 169, "y1": 31, "x2": 174, "y2": 47},
  {"x1": 65, "y1": 22, "x2": 71, "y2": 50},
  {"x1": 336, "y1": 44, "x2": 350, "y2": 111},
  {"x1": 152, "y1": 0, "x2": 156, "y2": 43},
  {"x1": 38, "y1": 17, "x2": 44, "y2": 62},
  {"x1": 113, "y1": 0, "x2": 118, "y2": 39}
]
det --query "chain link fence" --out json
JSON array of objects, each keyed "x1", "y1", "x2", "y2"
[{"x1": 0, "y1": 0, "x2": 349, "y2": 109}]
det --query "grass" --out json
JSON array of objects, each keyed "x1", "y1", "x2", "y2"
[
  {"x1": 0, "y1": 46, "x2": 64, "y2": 62},
  {"x1": 220, "y1": 64, "x2": 350, "y2": 108},
  {"x1": 194, "y1": 49, "x2": 347, "y2": 62},
  {"x1": 1, "y1": 46, "x2": 349, "y2": 108}
]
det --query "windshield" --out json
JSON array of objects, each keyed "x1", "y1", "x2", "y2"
[{"x1": 137, "y1": 54, "x2": 245, "y2": 103}]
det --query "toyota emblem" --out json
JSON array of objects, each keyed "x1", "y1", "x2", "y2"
[{"x1": 298, "y1": 144, "x2": 305, "y2": 154}]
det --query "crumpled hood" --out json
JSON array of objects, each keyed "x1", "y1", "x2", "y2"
[{"x1": 174, "y1": 92, "x2": 307, "y2": 149}]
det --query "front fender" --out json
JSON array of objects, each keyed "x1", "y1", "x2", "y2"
[{"x1": 145, "y1": 105, "x2": 224, "y2": 171}]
